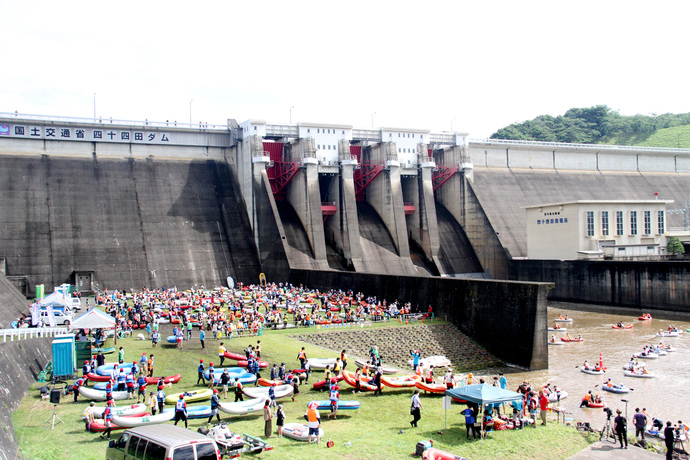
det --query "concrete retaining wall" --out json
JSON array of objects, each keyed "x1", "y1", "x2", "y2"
[
  {"x1": 513, "y1": 259, "x2": 690, "y2": 311},
  {"x1": 287, "y1": 269, "x2": 553, "y2": 370},
  {"x1": 0, "y1": 338, "x2": 53, "y2": 460}
]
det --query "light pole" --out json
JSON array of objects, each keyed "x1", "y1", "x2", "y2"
[
  {"x1": 290, "y1": 106, "x2": 294, "y2": 124},
  {"x1": 678, "y1": 134, "x2": 681, "y2": 149},
  {"x1": 189, "y1": 100, "x2": 193, "y2": 124},
  {"x1": 93, "y1": 93, "x2": 96, "y2": 119}
]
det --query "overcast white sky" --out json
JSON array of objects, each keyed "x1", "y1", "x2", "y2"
[{"x1": 3, "y1": 0, "x2": 689, "y2": 138}]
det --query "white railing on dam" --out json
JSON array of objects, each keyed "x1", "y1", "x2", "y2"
[
  {"x1": 1, "y1": 327, "x2": 68, "y2": 342},
  {"x1": 468, "y1": 137, "x2": 690, "y2": 154},
  {"x1": 0, "y1": 112, "x2": 229, "y2": 130}
]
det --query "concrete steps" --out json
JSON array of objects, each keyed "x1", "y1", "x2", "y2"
[{"x1": 291, "y1": 323, "x2": 502, "y2": 373}]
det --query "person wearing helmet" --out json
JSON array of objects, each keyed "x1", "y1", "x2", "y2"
[
  {"x1": 208, "y1": 389, "x2": 221, "y2": 423},
  {"x1": 174, "y1": 394, "x2": 188, "y2": 428},
  {"x1": 197, "y1": 359, "x2": 205, "y2": 386}
]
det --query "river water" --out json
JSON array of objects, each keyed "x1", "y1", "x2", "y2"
[{"x1": 499, "y1": 304, "x2": 690, "y2": 428}]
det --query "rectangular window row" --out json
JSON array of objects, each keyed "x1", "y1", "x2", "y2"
[
  {"x1": 588, "y1": 210, "x2": 664, "y2": 236},
  {"x1": 307, "y1": 128, "x2": 345, "y2": 135},
  {"x1": 317, "y1": 144, "x2": 337, "y2": 151},
  {"x1": 397, "y1": 148, "x2": 414, "y2": 153}
]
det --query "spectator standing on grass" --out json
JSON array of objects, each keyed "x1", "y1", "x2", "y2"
[
  {"x1": 197, "y1": 360, "x2": 206, "y2": 386},
  {"x1": 263, "y1": 399, "x2": 273, "y2": 438},
  {"x1": 410, "y1": 389, "x2": 423, "y2": 427},
  {"x1": 218, "y1": 342, "x2": 227, "y2": 367},
  {"x1": 410, "y1": 350, "x2": 420, "y2": 371},
  {"x1": 199, "y1": 329, "x2": 205, "y2": 349}
]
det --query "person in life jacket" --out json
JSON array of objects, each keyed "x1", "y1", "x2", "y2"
[
  {"x1": 174, "y1": 394, "x2": 188, "y2": 428},
  {"x1": 234, "y1": 378, "x2": 244, "y2": 402},
  {"x1": 100, "y1": 400, "x2": 114, "y2": 439},
  {"x1": 580, "y1": 390, "x2": 593, "y2": 407},
  {"x1": 73, "y1": 377, "x2": 85, "y2": 403},
  {"x1": 197, "y1": 359, "x2": 206, "y2": 386},
  {"x1": 137, "y1": 374, "x2": 147, "y2": 403},
  {"x1": 305, "y1": 402, "x2": 321, "y2": 444},
  {"x1": 208, "y1": 389, "x2": 221, "y2": 424},
  {"x1": 82, "y1": 360, "x2": 91, "y2": 386},
  {"x1": 328, "y1": 385, "x2": 340, "y2": 420}
]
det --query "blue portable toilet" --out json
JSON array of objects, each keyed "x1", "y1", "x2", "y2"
[{"x1": 52, "y1": 334, "x2": 76, "y2": 379}]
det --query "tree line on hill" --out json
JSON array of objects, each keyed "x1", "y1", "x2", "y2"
[{"x1": 491, "y1": 105, "x2": 690, "y2": 143}]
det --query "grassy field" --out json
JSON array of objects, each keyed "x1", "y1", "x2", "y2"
[
  {"x1": 601, "y1": 124, "x2": 690, "y2": 148},
  {"x1": 12, "y1": 320, "x2": 591, "y2": 460}
]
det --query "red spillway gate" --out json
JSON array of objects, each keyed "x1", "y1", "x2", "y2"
[
  {"x1": 432, "y1": 164, "x2": 457, "y2": 191},
  {"x1": 264, "y1": 142, "x2": 299, "y2": 199},
  {"x1": 350, "y1": 145, "x2": 383, "y2": 201}
]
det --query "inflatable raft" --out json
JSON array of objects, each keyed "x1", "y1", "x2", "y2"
[
  {"x1": 612, "y1": 324, "x2": 634, "y2": 329},
  {"x1": 623, "y1": 370, "x2": 656, "y2": 378},
  {"x1": 90, "y1": 415, "x2": 149, "y2": 432},
  {"x1": 242, "y1": 384, "x2": 293, "y2": 400},
  {"x1": 553, "y1": 317, "x2": 573, "y2": 323},
  {"x1": 79, "y1": 386, "x2": 130, "y2": 401},
  {"x1": 163, "y1": 405, "x2": 212, "y2": 419},
  {"x1": 96, "y1": 362, "x2": 137, "y2": 376},
  {"x1": 206, "y1": 371, "x2": 256, "y2": 385},
  {"x1": 92, "y1": 403, "x2": 147, "y2": 418},
  {"x1": 580, "y1": 368, "x2": 606, "y2": 375},
  {"x1": 92, "y1": 347, "x2": 116, "y2": 354},
  {"x1": 305, "y1": 358, "x2": 337, "y2": 370},
  {"x1": 354, "y1": 359, "x2": 396, "y2": 375},
  {"x1": 602, "y1": 384, "x2": 629, "y2": 393},
  {"x1": 583, "y1": 401, "x2": 606, "y2": 408},
  {"x1": 166, "y1": 335, "x2": 184, "y2": 344},
  {"x1": 381, "y1": 375, "x2": 421, "y2": 389},
  {"x1": 548, "y1": 327, "x2": 567, "y2": 332},
  {"x1": 282, "y1": 423, "x2": 324, "y2": 441},
  {"x1": 164, "y1": 389, "x2": 213, "y2": 404},
  {"x1": 561, "y1": 337, "x2": 584, "y2": 342},
  {"x1": 423, "y1": 448, "x2": 467, "y2": 460},
  {"x1": 307, "y1": 400, "x2": 361, "y2": 411},
  {"x1": 548, "y1": 341, "x2": 564, "y2": 345},
  {"x1": 656, "y1": 331, "x2": 679, "y2": 337},
  {"x1": 341, "y1": 370, "x2": 378, "y2": 391},
  {"x1": 312, "y1": 374, "x2": 344, "y2": 390},
  {"x1": 145, "y1": 374, "x2": 182, "y2": 385},
  {"x1": 547, "y1": 390, "x2": 568, "y2": 403},
  {"x1": 415, "y1": 380, "x2": 448, "y2": 394},
  {"x1": 407, "y1": 356, "x2": 451, "y2": 369},
  {"x1": 112, "y1": 411, "x2": 174, "y2": 428},
  {"x1": 218, "y1": 397, "x2": 265, "y2": 415},
  {"x1": 633, "y1": 352, "x2": 659, "y2": 359}
]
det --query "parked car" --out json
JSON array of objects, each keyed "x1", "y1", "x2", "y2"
[
  {"x1": 38, "y1": 309, "x2": 73, "y2": 326},
  {"x1": 106, "y1": 425, "x2": 220, "y2": 460}
]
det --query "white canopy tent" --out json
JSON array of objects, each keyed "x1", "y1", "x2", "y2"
[{"x1": 68, "y1": 309, "x2": 116, "y2": 330}]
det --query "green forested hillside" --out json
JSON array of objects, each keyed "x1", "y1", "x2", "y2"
[{"x1": 491, "y1": 105, "x2": 690, "y2": 147}]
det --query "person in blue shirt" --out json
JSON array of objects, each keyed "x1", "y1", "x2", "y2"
[
  {"x1": 197, "y1": 359, "x2": 206, "y2": 386},
  {"x1": 270, "y1": 364, "x2": 278, "y2": 381},
  {"x1": 462, "y1": 405, "x2": 478, "y2": 440},
  {"x1": 72, "y1": 377, "x2": 85, "y2": 403},
  {"x1": 208, "y1": 389, "x2": 221, "y2": 423},
  {"x1": 409, "y1": 350, "x2": 421, "y2": 371},
  {"x1": 499, "y1": 373, "x2": 507, "y2": 390},
  {"x1": 199, "y1": 329, "x2": 206, "y2": 349}
]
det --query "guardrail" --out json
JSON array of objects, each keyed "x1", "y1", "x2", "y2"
[
  {"x1": 468, "y1": 137, "x2": 690, "y2": 154},
  {"x1": 1, "y1": 327, "x2": 68, "y2": 342},
  {"x1": 0, "y1": 111, "x2": 229, "y2": 130}
]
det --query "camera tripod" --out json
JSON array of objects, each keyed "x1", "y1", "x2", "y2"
[
  {"x1": 43, "y1": 404, "x2": 64, "y2": 429},
  {"x1": 600, "y1": 416, "x2": 616, "y2": 443}
]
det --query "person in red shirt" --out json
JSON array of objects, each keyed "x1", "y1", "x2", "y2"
[{"x1": 538, "y1": 390, "x2": 550, "y2": 425}]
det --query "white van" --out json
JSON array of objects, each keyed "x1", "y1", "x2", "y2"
[
  {"x1": 71, "y1": 297, "x2": 82, "y2": 311},
  {"x1": 38, "y1": 309, "x2": 73, "y2": 326},
  {"x1": 106, "y1": 425, "x2": 220, "y2": 460}
]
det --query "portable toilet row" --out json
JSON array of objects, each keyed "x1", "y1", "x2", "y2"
[{"x1": 52, "y1": 334, "x2": 76, "y2": 379}]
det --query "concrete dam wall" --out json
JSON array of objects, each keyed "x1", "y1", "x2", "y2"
[
  {"x1": 0, "y1": 154, "x2": 261, "y2": 290},
  {"x1": 288, "y1": 269, "x2": 552, "y2": 370}
]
